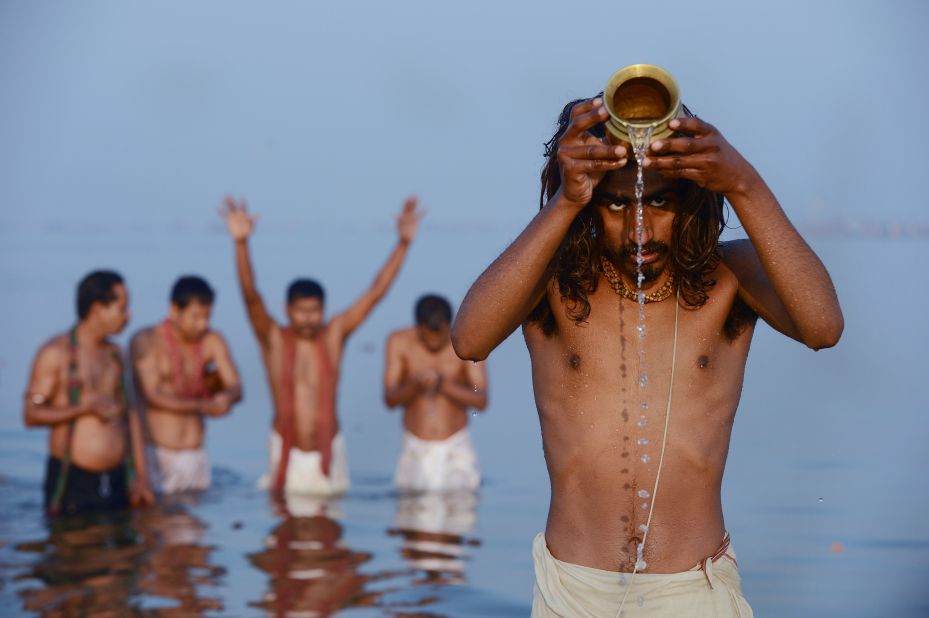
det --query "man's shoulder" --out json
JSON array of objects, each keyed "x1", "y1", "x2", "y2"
[
  {"x1": 36, "y1": 333, "x2": 69, "y2": 364},
  {"x1": 717, "y1": 239, "x2": 759, "y2": 286},
  {"x1": 129, "y1": 326, "x2": 160, "y2": 355},
  {"x1": 718, "y1": 239, "x2": 754, "y2": 267},
  {"x1": 386, "y1": 327, "x2": 416, "y2": 343},
  {"x1": 203, "y1": 329, "x2": 230, "y2": 349}
]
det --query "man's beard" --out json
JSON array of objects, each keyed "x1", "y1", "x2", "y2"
[{"x1": 605, "y1": 240, "x2": 670, "y2": 285}]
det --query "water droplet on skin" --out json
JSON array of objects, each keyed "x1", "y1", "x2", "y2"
[
  {"x1": 640, "y1": 502, "x2": 649, "y2": 510},
  {"x1": 635, "y1": 558, "x2": 647, "y2": 571},
  {"x1": 638, "y1": 437, "x2": 649, "y2": 446},
  {"x1": 638, "y1": 417, "x2": 648, "y2": 428},
  {"x1": 640, "y1": 402, "x2": 648, "y2": 410},
  {"x1": 640, "y1": 454, "x2": 651, "y2": 464},
  {"x1": 639, "y1": 374, "x2": 648, "y2": 388},
  {"x1": 638, "y1": 489, "x2": 650, "y2": 499},
  {"x1": 639, "y1": 524, "x2": 649, "y2": 534}
]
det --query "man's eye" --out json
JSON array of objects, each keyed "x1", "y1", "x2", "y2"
[
  {"x1": 648, "y1": 197, "x2": 668, "y2": 208},
  {"x1": 607, "y1": 202, "x2": 627, "y2": 213}
]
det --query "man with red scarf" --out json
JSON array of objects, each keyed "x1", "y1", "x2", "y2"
[
  {"x1": 222, "y1": 196, "x2": 422, "y2": 495},
  {"x1": 131, "y1": 276, "x2": 242, "y2": 494}
]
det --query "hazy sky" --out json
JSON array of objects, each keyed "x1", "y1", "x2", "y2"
[
  {"x1": 1, "y1": 0, "x2": 927, "y2": 237},
  {"x1": 1, "y1": 7, "x2": 927, "y2": 613}
]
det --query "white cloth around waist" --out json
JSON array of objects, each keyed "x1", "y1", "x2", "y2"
[
  {"x1": 145, "y1": 444, "x2": 211, "y2": 494},
  {"x1": 531, "y1": 533, "x2": 753, "y2": 618},
  {"x1": 394, "y1": 427, "x2": 480, "y2": 492},
  {"x1": 258, "y1": 430, "x2": 350, "y2": 497}
]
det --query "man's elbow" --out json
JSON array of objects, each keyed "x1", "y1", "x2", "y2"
[
  {"x1": 450, "y1": 323, "x2": 489, "y2": 362},
  {"x1": 23, "y1": 410, "x2": 38, "y2": 428},
  {"x1": 805, "y1": 316, "x2": 844, "y2": 351}
]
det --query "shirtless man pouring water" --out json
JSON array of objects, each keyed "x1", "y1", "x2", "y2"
[{"x1": 452, "y1": 97, "x2": 843, "y2": 615}]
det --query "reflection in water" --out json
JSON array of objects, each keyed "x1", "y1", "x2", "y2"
[
  {"x1": 14, "y1": 498, "x2": 224, "y2": 617},
  {"x1": 248, "y1": 494, "x2": 377, "y2": 617},
  {"x1": 388, "y1": 491, "x2": 480, "y2": 587}
]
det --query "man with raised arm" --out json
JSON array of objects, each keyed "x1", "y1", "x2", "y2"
[
  {"x1": 384, "y1": 294, "x2": 488, "y2": 492},
  {"x1": 451, "y1": 97, "x2": 843, "y2": 616},
  {"x1": 23, "y1": 270, "x2": 154, "y2": 515},
  {"x1": 131, "y1": 275, "x2": 243, "y2": 494},
  {"x1": 222, "y1": 196, "x2": 422, "y2": 495}
]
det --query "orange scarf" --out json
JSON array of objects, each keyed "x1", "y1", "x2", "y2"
[{"x1": 274, "y1": 328, "x2": 336, "y2": 491}]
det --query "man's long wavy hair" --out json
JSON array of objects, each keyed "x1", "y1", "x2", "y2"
[{"x1": 528, "y1": 97, "x2": 727, "y2": 336}]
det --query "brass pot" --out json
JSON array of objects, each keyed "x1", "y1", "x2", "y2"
[{"x1": 603, "y1": 64, "x2": 682, "y2": 144}]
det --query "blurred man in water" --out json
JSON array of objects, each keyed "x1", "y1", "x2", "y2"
[
  {"x1": 221, "y1": 195, "x2": 422, "y2": 495},
  {"x1": 452, "y1": 97, "x2": 843, "y2": 615},
  {"x1": 384, "y1": 294, "x2": 487, "y2": 492},
  {"x1": 23, "y1": 270, "x2": 154, "y2": 515},
  {"x1": 131, "y1": 275, "x2": 242, "y2": 494}
]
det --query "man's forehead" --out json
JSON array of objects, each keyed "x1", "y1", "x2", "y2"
[
  {"x1": 599, "y1": 167, "x2": 679, "y2": 198},
  {"x1": 291, "y1": 297, "x2": 323, "y2": 308}
]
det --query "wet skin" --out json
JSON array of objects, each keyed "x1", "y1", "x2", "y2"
[
  {"x1": 222, "y1": 195, "x2": 423, "y2": 453},
  {"x1": 452, "y1": 99, "x2": 843, "y2": 573},
  {"x1": 383, "y1": 325, "x2": 487, "y2": 441},
  {"x1": 22, "y1": 284, "x2": 153, "y2": 504},
  {"x1": 131, "y1": 300, "x2": 242, "y2": 451}
]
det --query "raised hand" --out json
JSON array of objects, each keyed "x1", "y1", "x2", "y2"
[
  {"x1": 220, "y1": 196, "x2": 257, "y2": 242},
  {"x1": 557, "y1": 98, "x2": 629, "y2": 207},
  {"x1": 396, "y1": 196, "x2": 424, "y2": 245},
  {"x1": 643, "y1": 117, "x2": 758, "y2": 196}
]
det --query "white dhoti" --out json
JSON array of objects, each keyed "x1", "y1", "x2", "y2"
[
  {"x1": 393, "y1": 490, "x2": 478, "y2": 536},
  {"x1": 392, "y1": 490, "x2": 479, "y2": 580},
  {"x1": 145, "y1": 444, "x2": 211, "y2": 494},
  {"x1": 259, "y1": 431, "x2": 350, "y2": 496},
  {"x1": 531, "y1": 533, "x2": 753, "y2": 617},
  {"x1": 394, "y1": 428, "x2": 480, "y2": 492}
]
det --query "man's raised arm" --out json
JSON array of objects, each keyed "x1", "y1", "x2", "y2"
[
  {"x1": 643, "y1": 117, "x2": 843, "y2": 350},
  {"x1": 331, "y1": 196, "x2": 423, "y2": 342},
  {"x1": 221, "y1": 196, "x2": 274, "y2": 349},
  {"x1": 451, "y1": 98, "x2": 628, "y2": 361}
]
